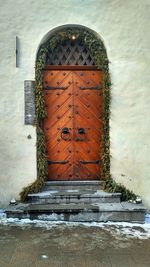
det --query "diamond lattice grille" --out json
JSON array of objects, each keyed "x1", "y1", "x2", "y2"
[{"x1": 46, "y1": 40, "x2": 96, "y2": 66}]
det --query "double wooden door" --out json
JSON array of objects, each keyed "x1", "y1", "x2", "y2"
[{"x1": 43, "y1": 68, "x2": 103, "y2": 180}]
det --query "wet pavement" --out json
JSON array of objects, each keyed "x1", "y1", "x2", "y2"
[{"x1": 0, "y1": 221, "x2": 150, "y2": 267}]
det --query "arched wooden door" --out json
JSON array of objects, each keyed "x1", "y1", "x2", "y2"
[{"x1": 43, "y1": 66, "x2": 103, "y2": 180}]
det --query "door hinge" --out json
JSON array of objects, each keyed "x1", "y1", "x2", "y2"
[
  {"x1": 44, "y1": 86, "x2": 68, "y2": 90},
  {"x1": 80, "y1": 160, "x2": 101, "y2": 164},
  {"x1": 48, "y1": 160, "x2": 69, "y2": 164},
  {"x1": 79, "y1": 85, "x2": 102, "y2": 90}
]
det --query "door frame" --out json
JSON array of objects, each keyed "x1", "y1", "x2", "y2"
[
  {"x1": 35, "y1": 27, "x2": 110, "y2": 184},
  {"x1": 20, "y1": 25, "x2": 110, "y2": 201}
]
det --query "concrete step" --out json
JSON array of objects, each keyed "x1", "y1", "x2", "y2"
[
  {"x1": 27, "y1": 190, "x2": 121, "y2": 204},
  {"x1": 6, "y1": 202, "x2": 146, "y2": 223},
  {"x1": 43, "y1": 180, "x2": 103, "y2": 191}
]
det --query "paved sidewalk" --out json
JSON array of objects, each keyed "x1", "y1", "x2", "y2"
[{"x1": 0, "y1": 221, "x2": 150, "y2": 267}]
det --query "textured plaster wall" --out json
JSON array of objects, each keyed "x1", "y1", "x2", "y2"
[{"x1": 0, "y1": 0, "x2": 150, "y2": 208}]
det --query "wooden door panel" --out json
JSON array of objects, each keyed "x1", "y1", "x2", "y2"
[
  {"x1": 73, "y1": 70, "x2": 102, "y2": 87},
  {"x1": 45, "y1": 93, "x2": 73, "y2": 114},
  {"x1": 77, "y1": 96, "x2": 103, "y2": 117},
  {"x1": 79, "y1": 95, "x2": 103, "y2": 120},
  {"x1": 74, "y1": 145, "x2": 100, "y2": 177},
  {"x1": 43, "y1": 69, "x2": 103, "y2": 180},
  {"x1": 48, "y1": 164, "x2": 73, "y2": 180},
  {"x1": 44, "y1": 70, "x2": 72, "y2": 86},
  {"x1": 47, "y1": 138, "x2": 72, "y2": 157},
  {"x1": 44, "y1": 70, "x2": 73, "y2": 180},
  {"x1": 75, "y1": 119, "x2": 102, "y2": 147},
  {"x1": 74, "y1": 105, "x2": 102, "y2": 130},
  {"x1": 73, "y1": 70, "x2": 103, "y2": 180},
  {"x1": 74, "y1": 162, "x2": 99, "y2": 180}
]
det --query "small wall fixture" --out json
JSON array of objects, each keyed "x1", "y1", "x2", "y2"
[
  {"x1": 16, "y1": 36, "x2": 19, "y2": 68},
  {"x1": 71, "y1": 35, "x2": 76, "y2": 40},
  {"x1": 10, "y1": 198, "x2": 17, "y2": 205}
]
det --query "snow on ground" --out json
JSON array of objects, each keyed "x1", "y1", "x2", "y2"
[{"x1": 0, "y1": 209, "x2": 150, "y2": 240}]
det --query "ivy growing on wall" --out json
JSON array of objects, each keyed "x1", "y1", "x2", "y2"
[{"x1": 20, "y1": 26, "x2": 136, "y2": 202}]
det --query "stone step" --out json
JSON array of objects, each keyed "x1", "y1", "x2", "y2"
[
  {"x1": 6, "y1": 202, "x2": 146, "y2": 223},
  {"x1": 43, "y1": 180, "x2": 103, "y2": 191},
  {"x1": 27, "y1": 190, "x2": 121, "y2": 204}
]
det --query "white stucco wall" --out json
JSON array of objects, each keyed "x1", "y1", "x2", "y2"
[{"x1": 0, "y1": 0, "x2": 150, "y2": 208}]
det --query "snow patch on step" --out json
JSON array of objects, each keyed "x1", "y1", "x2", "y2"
[
  {"x1": 65, "y1": 190, "x2": 79, "y2": 193},
  {"x1": 0, "y1": 217, "x2": 150, "y2": 239},
  {"x1": 38, "y1": 213, "x2": 64, "y2": 221},
  {"x1": 0, "y1": 208, "x2": 150, "y2": 239},
  {"x1": 92, "y1": 190, "x2": 121, "y2": 196},
  {"x1": 28, "y1": 190, "x2": 58, "y2": 197}
]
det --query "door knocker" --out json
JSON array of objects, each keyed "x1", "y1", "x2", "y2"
[
  {"x1": 61, "y1": 127, "x2": 71, "y2": 141},
  {"x1": 76, "y1": 128, "x2": 86, "y2": 141}
]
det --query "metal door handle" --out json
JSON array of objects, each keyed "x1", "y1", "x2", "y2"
[
  {"x1": 61, "y1": 128, "x2": 71, "y2": 141},
  {"x1": 76, "y1": 128, "x2": 86, "y2": 141},
  {"x1": 78, "y1": 128, "x2": 86, "y2": 134},
  {"x1": 62, "y1": 127, "x2": 69, "y2": 134}
]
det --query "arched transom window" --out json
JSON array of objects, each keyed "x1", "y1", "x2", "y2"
[{"x1": 46, "y1": 39, "x2": 96, "y2": 66}]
